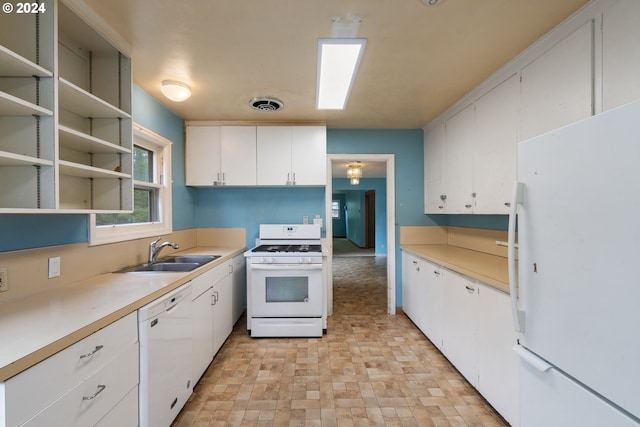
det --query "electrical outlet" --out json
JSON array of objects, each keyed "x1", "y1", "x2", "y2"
[
  {"x1": 48, "y1": 257, "x2": 61, "y2": 279},
  {"x1": 0, "y1": 267, "x2": 8, "y2": 292}
]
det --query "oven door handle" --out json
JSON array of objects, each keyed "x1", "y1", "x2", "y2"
[{"x1": 250, "y1": 264, "x2": 323, "y2": 271}]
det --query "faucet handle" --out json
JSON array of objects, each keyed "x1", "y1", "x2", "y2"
[{"x1": 150, "y1": 236, "x2": 161, "y2": 246}]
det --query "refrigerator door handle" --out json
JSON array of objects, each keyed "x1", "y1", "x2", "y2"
[
  {"x1": 513, "y1": 344, "x2": 552, "y2": 372},
  {"x1": 508, "y1": 181, "x2": 525, "y2": 332}
]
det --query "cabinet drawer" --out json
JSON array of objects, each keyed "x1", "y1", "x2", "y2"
[
  {"x1": 192, "y1": 262, "x2": 230, "y2": 298},
  {"x1": 23, "y1": 342, "x2": 139, "y2": 427},
  {"x1": 95, "y1": 385, "x2": 138, "y2": 427},
  {"x1": 2, "y1": 312, "x2": 137, "y2": 427}
]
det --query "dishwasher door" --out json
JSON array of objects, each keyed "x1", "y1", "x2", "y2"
[{"x1": 138, "y1": 283, "x2": 193, "y2": 427}]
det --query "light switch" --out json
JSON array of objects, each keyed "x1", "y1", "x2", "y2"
[{"x1": 48, "y1": 257, "x2": 60, "y2": 279}]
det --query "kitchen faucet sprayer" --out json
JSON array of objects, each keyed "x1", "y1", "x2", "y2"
[{"x1": 149, "y1": 237, "x2": 179, "y2": 263}]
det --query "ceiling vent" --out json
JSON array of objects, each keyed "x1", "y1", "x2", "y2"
[{"x1": 250, "y1": 97, "x2": 284, "y2": 112}]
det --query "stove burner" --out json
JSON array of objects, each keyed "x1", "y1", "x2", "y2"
[{"x1": 251, "y1": 244, "x2": 322, "y2": 253}]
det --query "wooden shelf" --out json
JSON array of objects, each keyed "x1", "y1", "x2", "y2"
[
  {"x1": 59, "y1": 126, "x2": 131, "y2": 154},
  {"x1": 59, "y1": 160, "x2": 131, "y2": 179},
  {"x1": 0, "y1": 45, "x2": 53, "y2": 77},
  {"x1": 0, "y1": 91, "x2": 54, "y2": 116},
  {"x1": 59, "y1": 78, "x2": 131, "y2": 119},
  {"x1": 0, "y1": 151, "x2": 53, "y2": 167}
]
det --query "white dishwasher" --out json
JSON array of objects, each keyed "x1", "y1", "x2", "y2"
[{"x1": 138, "y1": 282, "x2": 193, "y2": 427}]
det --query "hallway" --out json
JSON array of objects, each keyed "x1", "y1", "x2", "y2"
[{"x1": 172, "y1": 257, "x2": 508, "y2": 426}]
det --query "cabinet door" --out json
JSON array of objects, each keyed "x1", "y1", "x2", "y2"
[
  {"x1": 602, "y1": 0, "x2": 640, "y2": 111},
  {"x1": 185, "y1": 126, "x2": 221, "y2": 185},
  {"x1": 256, "y1": 126, "x2": 292, "y2": 185},
  {"x1": 401, "y1": 253, "x2": 419, "y2": 323},
  {"x1": 444, "y1": 105, "x2": 475, "y2": 213},
  {"x1": 473, "y1": 74, "x2": 519, "y2": 214},
  {"x1": 192, "y1": 286, "x2": 214, "y2": 383},
  {"x1": 424, "y1": 123, "x2": 446, "y2": 214},
  {"x1": 421, "y1": 260, "x2": 443, "y2": 350},
  {"x1": 290, "y1": 126, "x2": 326, "y2": 185},
  {"x1": 520, "y1": 20, "x2": 593, "y2": 140},
  {"x1": 442, "y1": 269, "x2": 477, "y2": 386},
  {"x1": 212, "y1": 273, "x2": 233, "y2": 356},
  {"x1": 476, "y1": 283, "x2": 519, "y2": 427},
  {"x1": 221, "y1": 126, "x2": 256, "y2": 185}
]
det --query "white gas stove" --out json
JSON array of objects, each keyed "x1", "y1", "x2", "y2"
[{"x1": 245, "y1": 224, "x2": 326, "y2": 337}]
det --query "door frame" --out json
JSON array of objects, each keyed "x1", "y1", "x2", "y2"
[{"x1": 325, "y1": 153, "x2": 396, "y2": 315}]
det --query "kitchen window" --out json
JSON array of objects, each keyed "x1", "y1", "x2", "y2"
[{"x1": 89, "y1": 125, "x2": 172, "y2": 245}]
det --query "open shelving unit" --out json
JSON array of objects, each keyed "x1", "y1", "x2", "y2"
[{"x1": 0, "y1": 0, "x2": 133, "y2": 213}]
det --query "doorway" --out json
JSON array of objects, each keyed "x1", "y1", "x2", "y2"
[
  {"x1": 325, "y1": 154, "x2": 396, "y2": 316},
  {"x1": 365, "y1": 190, "x2": 375, "y2": 249}
]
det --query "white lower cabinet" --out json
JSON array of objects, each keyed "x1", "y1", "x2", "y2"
[
  {"x1": 476, "y1": 284, "x2": 519, "y2": 426},
  {"x1": 442, "y1": 269, "x2": 478, "y2": 387},
  {"x1": 0, "y1": 312, "x2": 139, "y2": 427},
  {"x1": 212, "y1": 272, "x2": 233, "y2": 356},
  {"x1": 401, "y1": 252, "x2": 519, "y2": 426},
  {"x1": 191, "y1": 261, "x2": 236, "y2": 383}
]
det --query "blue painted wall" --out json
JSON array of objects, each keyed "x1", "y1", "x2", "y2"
[
  {"x1": 333, "y1": 178, "x2": 387, "y2": 255},
  {"x1": 195, "y1": 187, "x2": 326, "y2": 248},
  {"x1": 327, "y1": 129, "x2": 445, "y2": 305},
  {"x1": 0, "y1": 86, "x2": 188, "y2": 252}
]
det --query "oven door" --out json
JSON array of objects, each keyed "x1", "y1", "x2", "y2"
[{"x1": 249, "y1": 263, "x2": 323, "y2": 317}]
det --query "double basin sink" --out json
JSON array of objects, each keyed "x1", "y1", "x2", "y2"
[{"x1": 116, "y1": 255, "x2": 221, "y2": 273}]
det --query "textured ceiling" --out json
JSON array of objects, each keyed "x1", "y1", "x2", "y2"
[{"x1": 76, "y1": 0, "x2": 589, "y2": 129}]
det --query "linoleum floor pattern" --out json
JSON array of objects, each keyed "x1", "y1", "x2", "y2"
[{"x1": 172, "y1": 257, "x2": 508, "y2": 427}]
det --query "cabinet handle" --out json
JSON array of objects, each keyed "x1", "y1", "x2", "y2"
[
  {"x1": 438, "y1": 205, "x2": 444, "y2": 209},
  {"x1": 79, "y1": 345, "x2": 104, "y2": 359},
  {"x1": 292, "y1": 172, "x2": 296, "y2": 184},
  {"x1": 434, "y1": 270, "x2": 440, "y2": 276},
  {"x1": 504, "y1": 202, "x2": 511, "y2": 207},
  {"x1": 440, "y1": 194, "x2": 447, "y2": 201},
  {"x1": 222, "y1": 172, "x2": 225, "y2": 184},
  {"x1": 212, "y1": 291, "x2": 219, "y2": 305},
  {"x1": 465, "y1": 285, "x2": 475, "y2": 293},
  {"x1": 412, "y1": 260, "x2": 418, "y2": 264},
  {"x1": 465, "y1": 204, "x2": 472, "y2": 208},
  {"x1": 82, "y1": 385, "x2": 106, "y2": 401}
]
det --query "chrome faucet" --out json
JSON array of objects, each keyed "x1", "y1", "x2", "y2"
[{"x1": 149, "y1": 237, "x2": 179, "y2": 263}]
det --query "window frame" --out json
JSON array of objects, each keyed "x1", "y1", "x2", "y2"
[
  {"x1": 332, "y1": 200, "x2": 341, "y2": 219},
  {"x1": 88, "y1": 124, "x2": 173, "y2": 246}
]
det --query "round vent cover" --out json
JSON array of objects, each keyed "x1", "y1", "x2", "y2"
[{"x1": 250, "y1": 97, "x2": 284, "y2": 112}]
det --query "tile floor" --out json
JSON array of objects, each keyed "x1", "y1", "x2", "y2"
[{"x1": 172, "y1": 256, "x2": 509, "y2": 427}]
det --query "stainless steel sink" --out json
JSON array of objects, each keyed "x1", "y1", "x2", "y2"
[
  {"x1": 115, "y1": 255, "x2": 220, "y2": 273},
  {"x1": 158, "y1": 255, "x2": 220, "y2": 264}
]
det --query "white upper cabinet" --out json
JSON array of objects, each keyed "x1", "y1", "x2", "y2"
[
  {"x1": 443, "y1": 105, "x2": 475, "y2": 214},
  {"x1": 0, "y1": 0, "x2": 133, "y2": 212},
  {"x1": 257, "y1": 125, "x2": 326, "y2": 186},
  {"x1": 424, "y1": 123, "x2": 446, "y2": 213},
  {"x1": 602, "y1": 0, "x2": 640, "y2": 111},
  {"x1": 473, "y1": 74, "x2": 519, "y2": 214},
  {"x1": 520, "y1": 20, "x2": 594, "y2": 141},
  {"x1": 185, "y1": 126, "x2": 222, "y2": 186},
  {"x1": 185, "y1": 125, "x2": 256, "y2": 186}
]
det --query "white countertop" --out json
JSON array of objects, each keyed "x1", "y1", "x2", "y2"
[{"x1": 0, "y1": 246, "x2": 245, "y2": 382}]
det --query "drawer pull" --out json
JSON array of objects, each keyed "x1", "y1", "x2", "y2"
[
  {"x1": 434, "y1": 270, "x2": 440, "y2": 276},
  {"x1": 82, "y1": 385, "x2": 106, "y2": 401},
  {"x1": 80, "y1": 345, "x2": 104, "y2": 359},
  {"x1": 465, "y1": 285, "x2": 475, "y2": 293}
]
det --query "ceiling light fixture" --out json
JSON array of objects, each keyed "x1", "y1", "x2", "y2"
[
  {"x1": 347, "y1": 162, "x2": 363, "y2": 185},
  {"x1": 160, "y1": 80, "x2": 191, "y2": 102},
  {"x1": 316, "y1": 38, "x2": 367, "y2": 110}
]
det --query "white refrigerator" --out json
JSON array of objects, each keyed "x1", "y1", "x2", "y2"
[{"x1": 509, "y1": 99, "x2": 640, "y2": 426}]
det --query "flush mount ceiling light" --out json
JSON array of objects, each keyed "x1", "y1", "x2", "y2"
[
  {"x1": 422, "y1": 0, "x2": 443, "y2": 5},
  {"x1": 316, "y1": 38, "x2": 367, "y2": 110},
  {"x1": 160, "y1": 80, "x2": 191, "y2": 102},
  {"x1": 347, "y1": 162, "x2": 363, "y2": 185}
]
